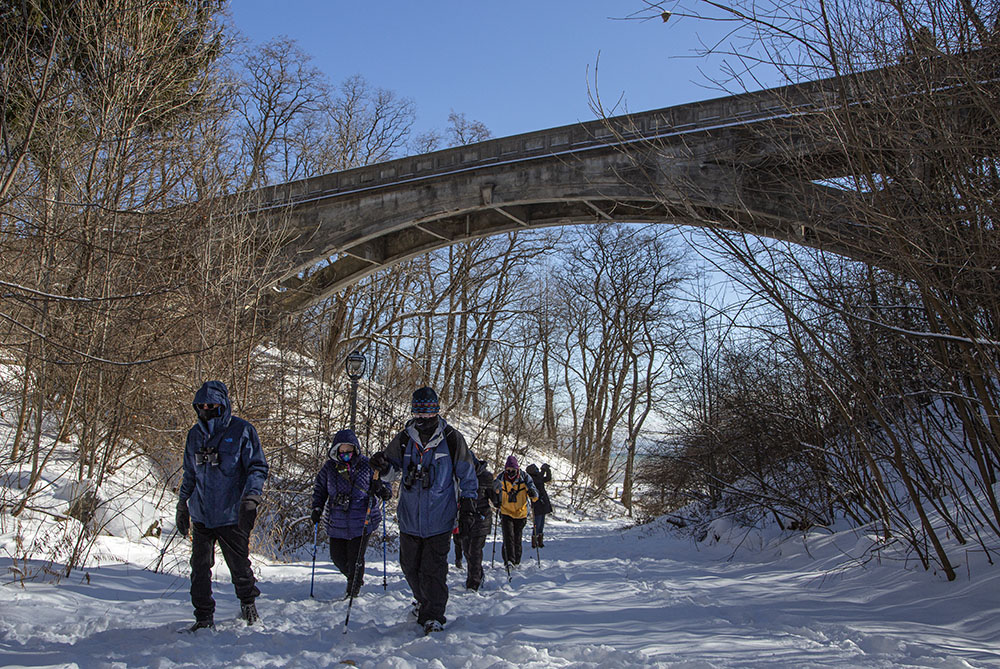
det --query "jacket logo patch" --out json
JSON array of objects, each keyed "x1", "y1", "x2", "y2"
[{"x1": 224, "y1": 437, "x2": 233, "y2": 442}]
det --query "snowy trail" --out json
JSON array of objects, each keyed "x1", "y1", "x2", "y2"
[{"x1": 2, "y1": 517, "x2": 998, "y2": 668}]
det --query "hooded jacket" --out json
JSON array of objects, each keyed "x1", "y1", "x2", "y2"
[
  {"x1": 525, "y1": 463, "x2": 553, "y2": 516},
  {"x1": 312, "y1": 453, "x2": 386, "y2": 539},
  {"x1": 465, "y1": 456, "x2": 495, "y2": 537},
  {"x1": 178, "y1": 381, "x2": 269, "y2": 529},
  {"x1": 376, "y1": 417, "x2": 478, "y2": 538}
]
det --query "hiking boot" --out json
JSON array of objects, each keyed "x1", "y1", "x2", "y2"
[
  {"x1": 530, "y1": 535, "x2": 537, "y2": 549},
  {"x1": 423, "y1": 619, "x2": 444, "y2": 635},
  {"x1": 240, "y1": 601, "x2": 259, "y2": 626},
  {"x1": 189, "y1": 619, "x2": 214, "y2": 632},
  {"x1": 409, "y1": 600, "x2": 420, "y2": 618},
  {"x1": 538, "y1": 534, "x2": 544, "y2": 548}
]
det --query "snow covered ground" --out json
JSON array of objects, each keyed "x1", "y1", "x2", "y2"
[{"x1": 2, "y1": 509, "x2": 999, "y2": 668}]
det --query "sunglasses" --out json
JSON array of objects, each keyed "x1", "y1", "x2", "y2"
[{"x1": 196, "y1": 403, "x2": 221, "y2": 410}]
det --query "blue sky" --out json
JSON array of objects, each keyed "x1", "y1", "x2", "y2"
[{"x1": 228, "y1": 1, "x2": 749, "y2": 141}]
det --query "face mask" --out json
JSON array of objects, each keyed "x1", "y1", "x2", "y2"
[
  {"x1": 413, "y1": 415, "x2": 438, "y2": 433},
  {"x1": 196, "y1": 405, "x2": 222, "y2": 422},
  {"x1": 338, "y1": 452, "x2": 353, "y2": 463},
  {"x1": 505, "y1": 468, "x2": 517, "y2": 479}
]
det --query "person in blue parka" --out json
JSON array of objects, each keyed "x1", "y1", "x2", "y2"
[
  {"x1": 176, "y1": 380, "x2": 268, "y2": 631},
  {"x1": 311, "y1": 428, "x2": 391, "y2": 598},
  {"x1": 369, "y1": 387, "x2": 478, "y2": 634}
]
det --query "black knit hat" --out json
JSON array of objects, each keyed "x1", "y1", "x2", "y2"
[{"x1": 411, "y1": 386, "x2": 439, "y2": 415}]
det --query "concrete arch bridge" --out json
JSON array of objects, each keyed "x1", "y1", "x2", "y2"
[{"x1": 243, "y1": 54, "x2": 991, "y2": 317}]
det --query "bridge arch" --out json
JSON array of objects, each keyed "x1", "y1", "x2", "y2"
[{"x1": 245, "y1": 63, "x2": 942, "y2": 317}]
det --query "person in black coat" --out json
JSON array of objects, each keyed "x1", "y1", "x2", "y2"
[
  {"x1": 457, "y1": 454, "x2": 495, "y2": 591},
  {"x1": 525, "y1": 463, "x2": 553, "y2": 548}
]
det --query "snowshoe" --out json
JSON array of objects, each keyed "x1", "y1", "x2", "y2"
[
  {"x1": 241, "y1": 601, "x2": 259, "y2": 626},
  {"x1": 423, "y1": 619, "x2": 444, "y2": 635}
]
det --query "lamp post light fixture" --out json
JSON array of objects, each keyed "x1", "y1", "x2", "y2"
[{"x1": 345, "y1": 350, "x2": 366, "y2": 432}]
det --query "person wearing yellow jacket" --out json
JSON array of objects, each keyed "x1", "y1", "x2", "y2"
[{"x1": 492, "y1": 455, "x2": 539, "y2": 567}]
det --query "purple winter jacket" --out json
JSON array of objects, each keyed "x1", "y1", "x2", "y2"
[{"x1": 312, "y1": 454, "x2": 386, "y2": 539}]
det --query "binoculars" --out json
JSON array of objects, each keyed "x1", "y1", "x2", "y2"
[
  {"x1": 507, "y1": 489, "x2": 519, "y2": 503},
  {"x1": 332, "y1": 492, "x2": 351, "y2": 511},
  {"x1": 195, "y1": 449, "x2": 219, "y2": 466},
  {"x1": 403, "y1": 463, "x2": 431, "y2": 490}
]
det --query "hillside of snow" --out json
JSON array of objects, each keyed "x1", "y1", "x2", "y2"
[
  {"x1": 3, "y1": 357, "x2": 1000, "y2": 666},
  {"x1": 3, "y1": 507, "x2": 1000, "y2": 667},
  {"x1": 3, "y1": 426, "x2": 1000, "y2": 666}
]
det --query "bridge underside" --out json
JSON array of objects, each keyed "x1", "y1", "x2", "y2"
[
  {"x1": 266, "y1": 189, "x2": 862, "y2": 315},
  {"x1": 259, "y1": 149, "x2": 870, "y2": 316}
]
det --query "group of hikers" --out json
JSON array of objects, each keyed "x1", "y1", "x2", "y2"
[{"x1": 175, "y1": 381, "x2": 554, "y2": 635}]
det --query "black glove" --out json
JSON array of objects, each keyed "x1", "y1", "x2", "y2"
[
  {"x1": 175, "y1": 501, "x2": 190, "y2": 537},
  {"x1": 369, "y1": 452, "x2": 390, "y2": 475},
  {"x1": 310, "y1": 507, "x2": 323, "y2": 524},
  {"x1": 458, "y1": 497, "x2": 477, "y2": 536},
  {"x1": 238, "y1": 495, "x2": 260, "y2": 534},
  {"x1": 375, "y1": 481, "x2": 392, "y2": 501}
]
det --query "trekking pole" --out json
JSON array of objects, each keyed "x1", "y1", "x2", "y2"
[
  {"x1": 309, "y1": 521, "x2": 319, "y2": 598},
  {"x1": 381, "y1": 497, "x2": 387, "y2": 591},
  {"x1": 152, "y1": 526, "x2": 181, "y2": 573},
  {"x1": 532, "y1": 511, "x2": 541, "y2": 567},
  {"x1": 344, "y1": 480, "x2": 377, "y2": 633},
  {"x1": 490, "y1": 509, "x2": 499, "y2": 568}
]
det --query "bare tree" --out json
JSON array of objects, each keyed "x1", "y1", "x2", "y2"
[
  {"x1": 549, "y1": 224, "x2": 688, "y2": 499},
  {"x1": 625, "y1": 0, "x2": 1000, "y2": 578}
]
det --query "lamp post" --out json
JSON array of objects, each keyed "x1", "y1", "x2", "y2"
[{"x1": 345, "y1": 349, "x2": 366, "y2": 432}]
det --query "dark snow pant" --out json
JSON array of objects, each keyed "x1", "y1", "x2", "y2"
[
  {"x1": 500, "y1": 515, "x2": 526, "y2": 566},
  {"x1": 453, "y1": 531, "x2": 463, "y2": 567},
  {"x1": 190, "y1": 522, "x2": 259, "y2": 622},
  {"x1": 399, "y1": 530, "x2": 451, "y2": 625},
  {"x1": 462, "y1": 531, "x2": 487, "y2": 590},
  {"x1": 329, "y1": 532, "x2": 372, "y2": 596}
]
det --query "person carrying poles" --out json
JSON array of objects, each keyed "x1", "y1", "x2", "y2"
[
  {"x1": 457, "y1": 453, "x2": 495, "y2": 592},
  {"x1": 493, "y1": 455, "x2": 538, "y2": 569},
  {"x1": 176, "y1": 380, "x2": 268, "y2": 632},
  {"x1": 369, "y1": 387, "x2": 478, "y2": 635},
  {"x1": 525, "y1": 463, "x2": 553, "y2": 548},
  {"x1": 310, "y1": 429, "x2": 391, "y2": 599}
]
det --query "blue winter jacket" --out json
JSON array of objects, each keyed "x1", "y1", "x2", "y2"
[
  {"x1": 377, "y1": 418, "x2": 477, "y2": 538},
  {"x1": 312, "y1": 454, "x2": 386, "y2": 539},
  {"x1": 178, "y1": 381, "x2": 269, "y2": 529}
]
